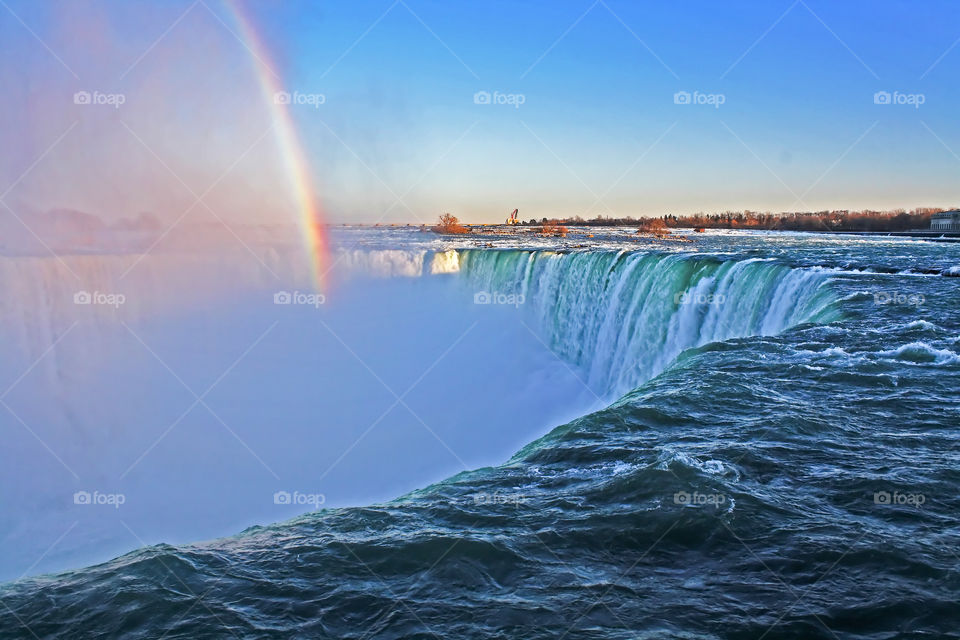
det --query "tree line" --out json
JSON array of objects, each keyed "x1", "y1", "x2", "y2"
[{"x1": 520, "y1": 207, "x2": 950, "y2": 232}]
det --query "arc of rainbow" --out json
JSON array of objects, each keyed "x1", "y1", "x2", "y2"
[{"x1": 223, "y1": 0, "x2": 329, "y2": 292}]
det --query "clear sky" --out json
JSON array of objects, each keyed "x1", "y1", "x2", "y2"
[{"x1": 2, "y1": 0, "x2": 959, "y2": 224}]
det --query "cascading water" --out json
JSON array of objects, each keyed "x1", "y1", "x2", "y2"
[
  {"x1": 455, "y1": 249, "x2": 840, "y2": 398},
  {"x1": 4, "y1": 230, "x2": 958, "y2": 640}
]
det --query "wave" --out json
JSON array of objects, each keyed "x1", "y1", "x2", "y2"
[
  {"x1": 455, "y1": 250, "x2": 840, "y2": 398},
  {"x1": 877, "y1": 341, "x2": 960, "y2": 365},
  {"x1": 793, "y1": 262, "x2": 960, "y2": 277},
  {"x1": 902, "y1": 319, "x2": 941, "y2": 332}
]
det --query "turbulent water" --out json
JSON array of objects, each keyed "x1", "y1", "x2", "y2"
[{"x1": 1, "y1": 230, "x2": 958, "y2": 639}]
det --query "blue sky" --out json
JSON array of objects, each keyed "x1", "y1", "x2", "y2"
[{"x1": 2, "y1": 0, "x2": 959, "y2": 223}]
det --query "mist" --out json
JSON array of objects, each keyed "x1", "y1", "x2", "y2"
[{"x1": 0, "y1": 241, "x2": 599, "y2": 580}]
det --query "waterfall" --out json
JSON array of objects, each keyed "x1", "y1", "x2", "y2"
[{"x1": 456, "y1": 249, "x2": 838, "y2": 397}]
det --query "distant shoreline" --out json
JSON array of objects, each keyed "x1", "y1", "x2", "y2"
[
  {"x1": 814, "y1": 229, "x2": 960, "y2": 241},
  {"x1": 407, "y1": 208, "x2": 959, "y2": 236},
  {"x1": 339, "y1": 222, "x2": 960, "y2": 241}
]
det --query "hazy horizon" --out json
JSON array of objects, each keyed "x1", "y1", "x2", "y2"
[{"x1": 3, "y1": 0, "x2": 960, "y2": 227}]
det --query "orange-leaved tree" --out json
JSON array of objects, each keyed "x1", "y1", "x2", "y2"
[{"x1": 432, "y1": 213, "x2": 469, "y2": 234}]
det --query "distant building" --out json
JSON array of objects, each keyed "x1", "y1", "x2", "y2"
[{"x1": 931, "y1": 210, "x2": 960, "y2": 231}]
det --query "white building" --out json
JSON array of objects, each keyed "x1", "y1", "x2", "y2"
[{"x1": 931, "y1": 210, "x2": 960, "y2": 231}]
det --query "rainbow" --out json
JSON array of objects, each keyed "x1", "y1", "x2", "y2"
[{"x1": 223, "y1": 0, "x2": 330, "y2": 291}]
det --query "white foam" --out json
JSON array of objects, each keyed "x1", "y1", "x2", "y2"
[
  {"x1": 903, "y1": 320, "x2": 939, "y2": 332},
  {"x1": 877, "y1": 341, "x2": 960, "y2": 365}
]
